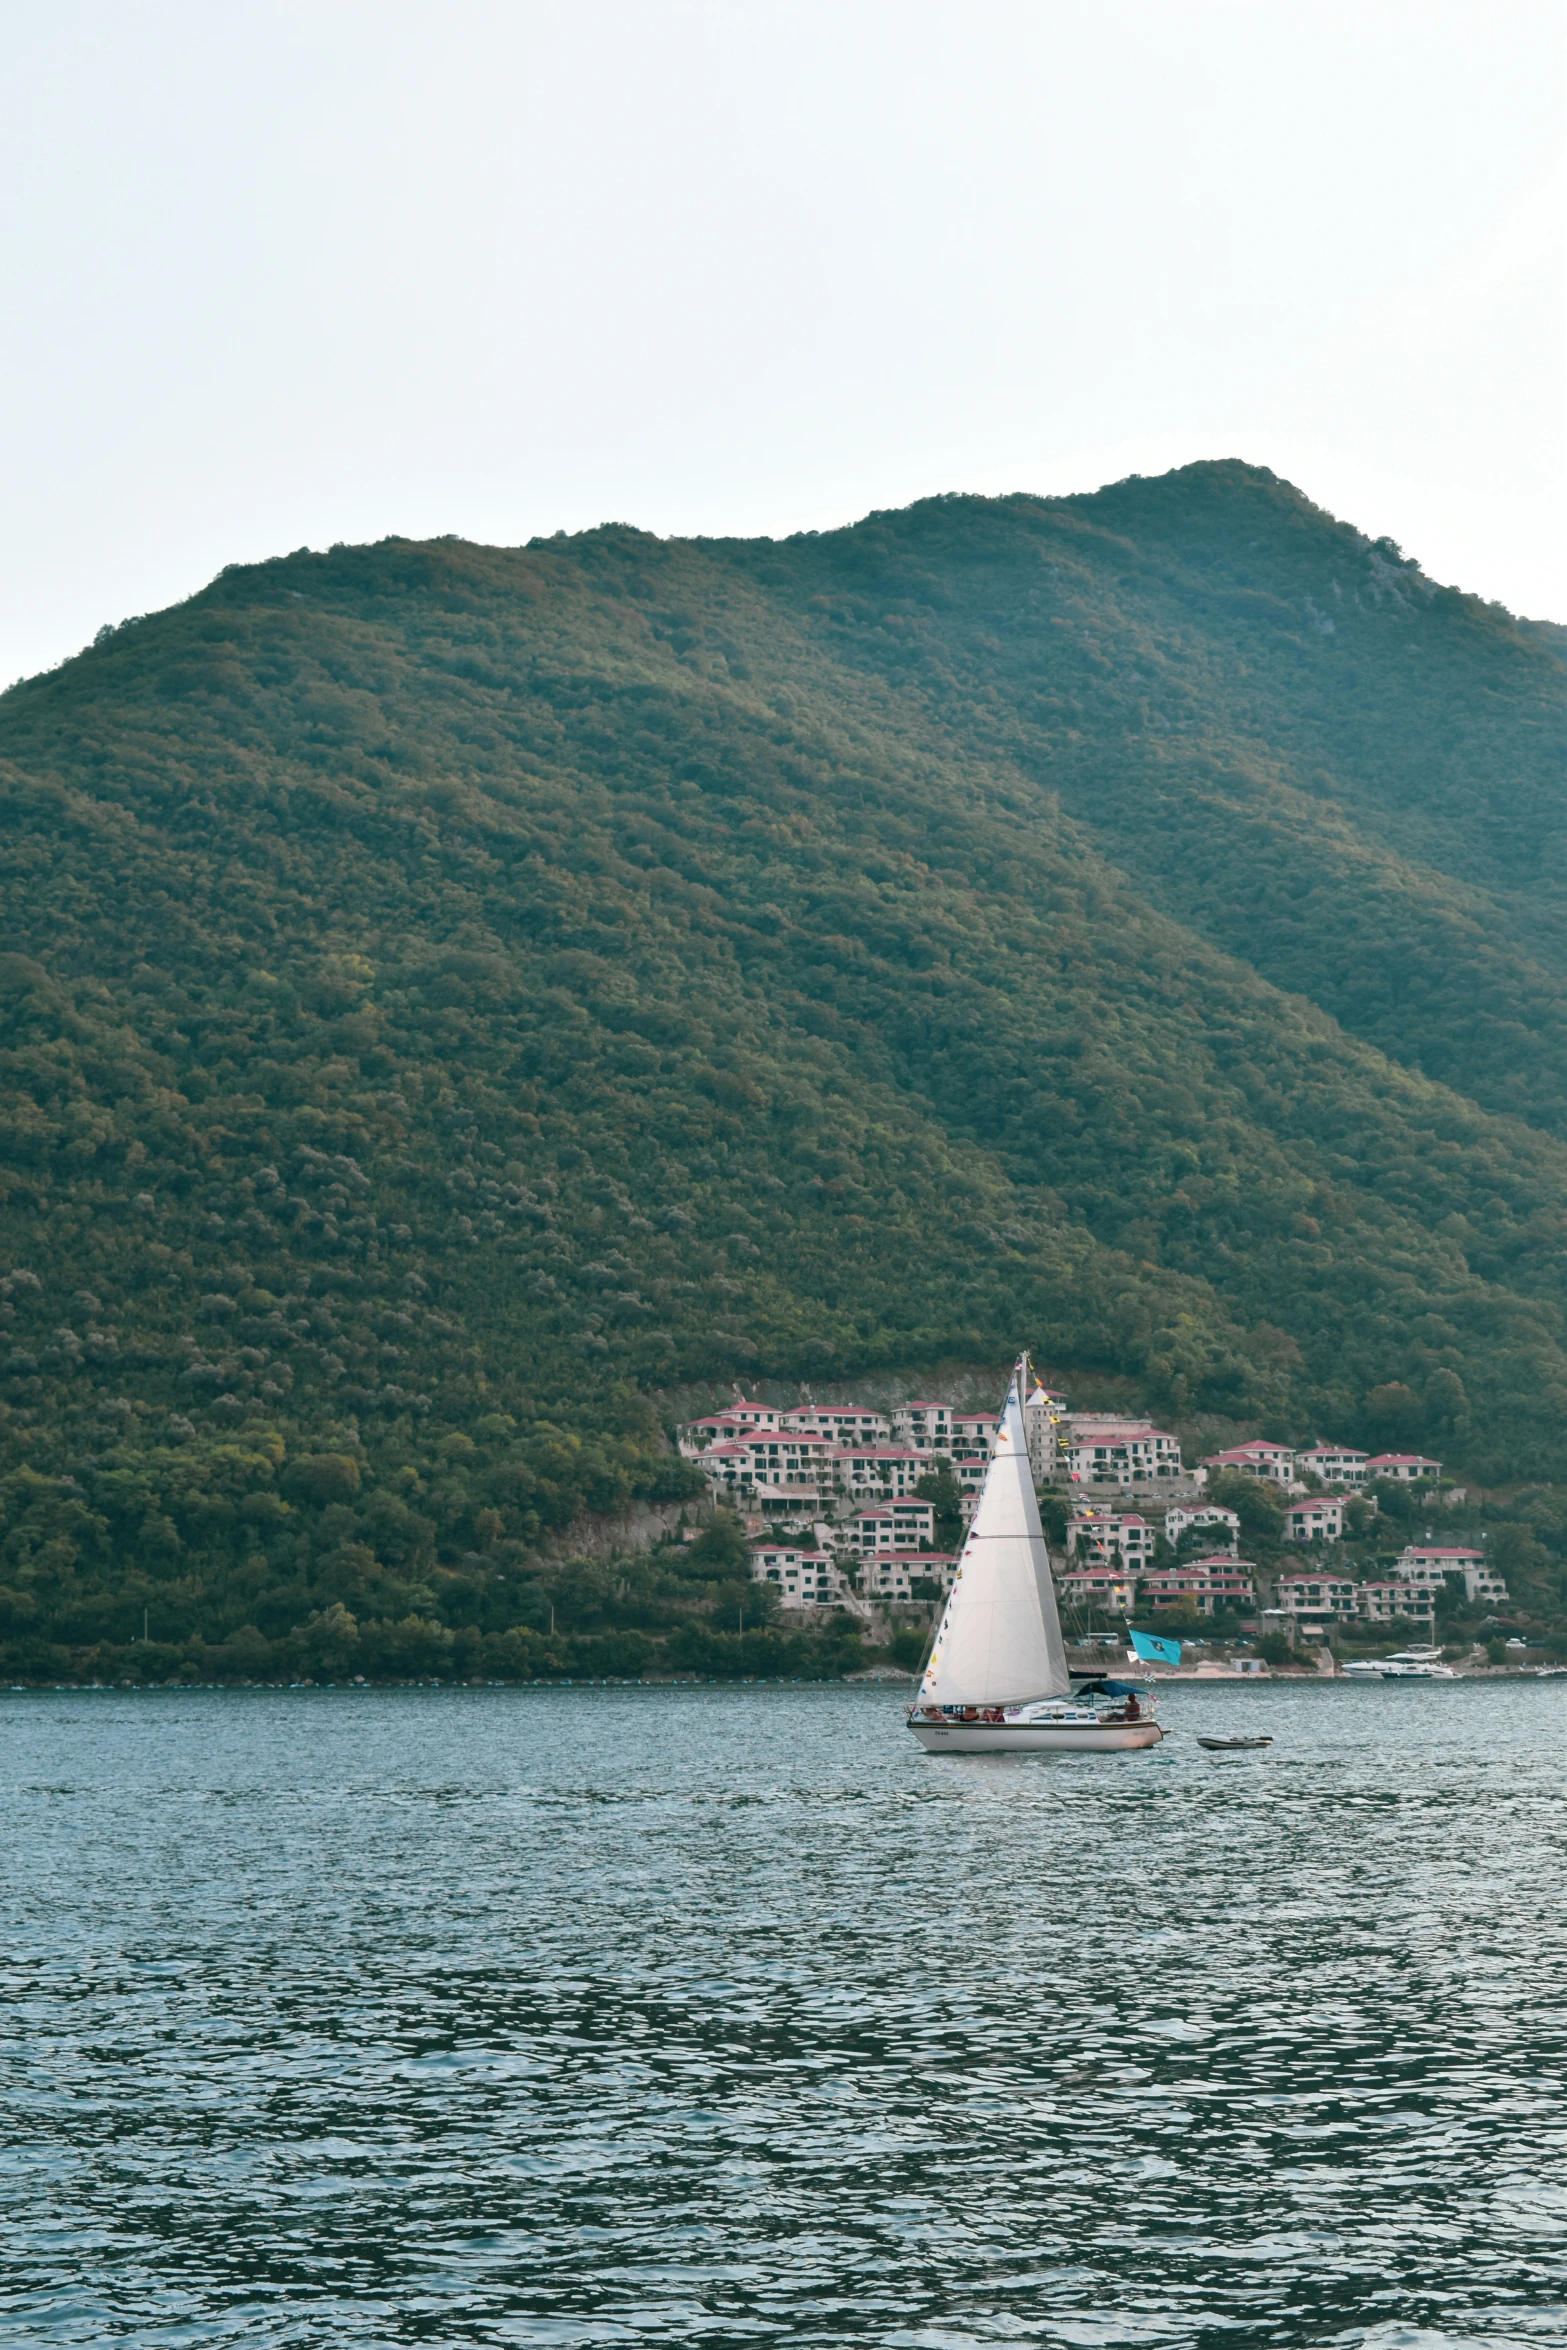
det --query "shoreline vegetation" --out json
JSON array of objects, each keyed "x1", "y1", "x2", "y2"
[{"x1": 5, "y1": 462, "x2": 1567, "y2": 1682}]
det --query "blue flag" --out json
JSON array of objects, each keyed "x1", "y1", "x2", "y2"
[{"x1": 1129, "y1": 1628, "x2": 1183, "y2": 1665}]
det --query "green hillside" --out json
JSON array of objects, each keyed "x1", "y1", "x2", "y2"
[{"x1": 2, "y1": 459, "x2": 1566, "y2": 1678}]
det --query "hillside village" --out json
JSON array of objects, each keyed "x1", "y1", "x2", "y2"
[{"x1": 680, "y1": 1390, "x2": 1511, "y2": 1648}]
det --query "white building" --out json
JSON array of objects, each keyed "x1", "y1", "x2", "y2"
[
  {"x1": 1201, "y1": 1441, "x2": 1296, "y2": 1485},
  {"x1": 679, "y1": 1408, "x2": 753, "y2": 1456},
  {"x1": 1065, "y1": 1418, "x2": 1183, "y2": 1486},
  {"x1": 1023, "y1": 1384, "x2": 1063, "y2": 1479},
  {"x1": 841, "y1": 1501, "x2": 937, "y2": 1554},
  {"x1": 1366, "y1": 1453, "x2": 1442, "y2": 1484},
  {"x1": 1165, "y1": 1504, "x2": 1241, "y2": 1551},
  {"x1": 1139, "y1": 1557, "x2": 1257, "y2": 1615},
  {"x1": 890, "y1": 1400, "x2": 956, "y2": 1452},
  {"x1": 697, "y1": 1431, "x2": 837, "y2": 1504},
  {"x1": 1274, "y1": 1569, "x2": 1359, "y2": 1621},
  {"x1": 949, "y1": 1409, "x2": 999, "y2": 1449},
  {"x1": 1065, "y1": 1510, "x2": 1154, "y2": 1570},
  {"x1": 1056, "y1": 1561, "x2": 1139, "y2": 1616},
  {"x1": 747, "y1": 1546, "x2": 852, "y2": 1607},
  {"x1": 829, "y1": 1444, "x2": 930, "y2": 1499},
  {"x1": 860, "y1": 1551, "x2": 957, "y2": 1599},
  {"x1": 1395, "y1": 1545, "x2": 1506, "y2": 1604},
  {"x1": 777, "y1": 1403, "x2": 890, "y2": 1443},
  {"x1": 1358, "y1": 1579, "x2": 1437, "y2": 1625},
  {"x1": 1295, "y1": 1443, "x2": 1369, "y2": 1488},
  {"x1": 1285, "y1": 1495, "x2": 1345, "y2": 1545}
]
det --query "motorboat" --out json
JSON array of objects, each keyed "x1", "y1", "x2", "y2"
[
  {"x1": 1378, "y1": 1646, "x2": 1456, "y2": 1680},
  {"x1": 1196, "y1": 1735, "x2": 1272, "y2": 1751},
  {"x1": 908, "y1": 1356, "x2": 1162, "y2": 1754}
]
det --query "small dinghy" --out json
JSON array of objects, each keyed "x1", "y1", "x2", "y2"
[
  {"x1": 1196, "y1": 1734, "x2": 1272, "y2": 1751},
  {"x1": 908, "y1": 1356, "x2": 1161, "y2": 1754}
]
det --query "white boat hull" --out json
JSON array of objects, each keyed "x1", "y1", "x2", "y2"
[{"x1": 910, "y1": 1719, "x2": 1163, "y2": 1753}]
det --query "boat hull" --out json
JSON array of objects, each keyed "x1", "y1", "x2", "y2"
[{"x1": 909, "y1": 1719, "x2": 1163, "y2": 1753}]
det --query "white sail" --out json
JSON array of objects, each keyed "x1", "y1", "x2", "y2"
[{"x1": 918, "y1": 1358, "x2": 1070, "y2": 1708}]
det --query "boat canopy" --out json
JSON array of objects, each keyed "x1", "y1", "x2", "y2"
[{"x1": 917, "y1": 1358, "x2": 1071, "y2": 1709}]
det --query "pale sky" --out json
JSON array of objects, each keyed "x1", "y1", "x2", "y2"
[{"x1": 2, "y1": 0, "x2": 1563, "y2": 686}]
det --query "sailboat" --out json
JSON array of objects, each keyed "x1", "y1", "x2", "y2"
[{"x1": 908, "y1": 1356, "x2": 1163, "y2": 1753}]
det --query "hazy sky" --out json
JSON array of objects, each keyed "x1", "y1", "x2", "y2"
[{"x1": 3, "y1": 0, "x2": 1563, "y2": 684}]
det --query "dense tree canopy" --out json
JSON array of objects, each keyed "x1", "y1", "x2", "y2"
[{"x1": 2, "y1": 459, "x2": 1566, "y2": 1677}]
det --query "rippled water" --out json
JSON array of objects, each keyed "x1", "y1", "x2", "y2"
[{"x1": 3, "y1": 1681, "x2": 1566, "y2": 2347}]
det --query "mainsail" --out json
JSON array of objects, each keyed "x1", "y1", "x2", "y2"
[{"x1": 918, "y1": 1357, "x2": 1070, "y2": 1708}]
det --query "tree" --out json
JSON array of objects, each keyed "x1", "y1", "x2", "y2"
[
  {"x1": 1206, "y1": 1470, "x2": 1285, "y2": 1559},
  {"x1": 915, "y1": 1460, "x2": 965, "y2": 1549},
  {"x1": 1363, "y1": 1382, "x2": 1424, "y2": 1449}
]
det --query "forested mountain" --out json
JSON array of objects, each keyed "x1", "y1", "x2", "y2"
[{"x1": 2, "y1": 459, "x2": 1565, "y2": 1677}]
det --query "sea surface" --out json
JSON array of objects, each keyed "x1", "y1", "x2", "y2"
[{"x1": 2, "y1": 1679, "x2": 1565, "y2": 2349}]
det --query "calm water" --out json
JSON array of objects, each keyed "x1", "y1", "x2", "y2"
[{"x1": 3, "y1": 1681, "x2": 1566, "y2": 2349}]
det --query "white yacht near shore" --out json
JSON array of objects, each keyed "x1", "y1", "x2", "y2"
[
  {"x1": 907, "y1": 1357, "x2": 1162, "y2": 1754},
  {"x1": 1378, "y1": 1645, "x2": 1457, "y2": 1679},
  {"x1": 1343, "y1": 1645, "x2": 1456, "y2": 1681}
]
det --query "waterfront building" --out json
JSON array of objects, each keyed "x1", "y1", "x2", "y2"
[
  {"x1": 1358, "y1": 1579, "x2": 1437, "y2": 1625},
  {"x1": 1139, "y1": 1556, "x2": 1257, "y2": 1614},
  {"x1": 1274, "y1": 1569, "x2": 1359, "y2": 1622}
]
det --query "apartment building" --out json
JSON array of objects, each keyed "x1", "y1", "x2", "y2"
[
  {"x1": 1366, "y1": 1453, "x2": 1443, "y2": 1483},
  {"x1": 1285, "y1": 1495, "x2": 1346, "y2": 1544},
  {"x1": 859, "y1": 1551, "x2": 957, "y2": 1599},
  {"x1": 830, "y1": 1444, "x2": 931, "y2": 1499},
  {"x1": 841, "y1": 1501, "x2": 937, "y2": 1554},
  {"x1": 1295, "y1": 1444, "x2": 1369, "y2": 1488},
  {"x1": 890, "y1": 1401, "x2": 956, "y2": 1451},
  {"x1": 1201, "y1": 1441, "x2": 1296, "y2": 1485},
  {"x1": 746, "y1": 1546, "x2": 851, "y2": 1607},
  {"x1": 1065, "y1": 1511, "x2": 1154, "y2": 1570},
  {"x1": 1358, "y1": 1579, "x2": 1437, "y2": 1624},
  {"x1": 696, "y1": 1431, "x2": 837, "y2": 1503},
  {"x1": 1274, "y1": 1569, "x2": 1360, "y2": 1621},
  {"x1": 1024, "y1": 1385, "x2": 1063, "y2": 1479},
  {"x1": 777, "y1": 1403, "x2": 891, "y2": 1443},
  {"x1": 1065, "y1": 1418, "x2": 1183, "y2": 1485},
  {"x1": 1395, "y1": 1545, "x2": 1507, "y2": 1604},
  {"x1": 1055, "y1": 1561, "x2": 1139, "y2": 1616},
  {"x1": 1139, "y1": 1556, "x2": 1257, "y2": 1615}
]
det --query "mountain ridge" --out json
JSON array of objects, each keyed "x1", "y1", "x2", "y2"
[{"x1": 2, "y1": 459, "x2": 1566, "y2": 1672}]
